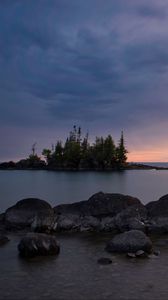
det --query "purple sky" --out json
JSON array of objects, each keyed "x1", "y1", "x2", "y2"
[{"x1": 1, "y1": 0, "x2": 168, "y2": 162}]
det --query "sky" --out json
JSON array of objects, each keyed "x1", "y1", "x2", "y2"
[{"x1": 1, "y1": 0, "x2": 168, "y2": 162}]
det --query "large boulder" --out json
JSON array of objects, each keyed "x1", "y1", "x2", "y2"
[
  {"x1": 106, "y1": 230, "x2": 152, "y2": 253},
  {"x1": 146, "y1": 195, "x2": 168, "y2": 233},
  {"x1": 18, "y1": 233, "x2": 60, "y2": 258},
  {"x1": 54, "y1": 192, "x2": 142, "y2": 217},
  {"x1": 5, "y1": 198, "x2": 55, "y2": 231}
]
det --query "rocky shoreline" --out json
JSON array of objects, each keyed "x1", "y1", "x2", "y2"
[{"x1": 1, "y1": 192, "x2": 168, "y2": 258}]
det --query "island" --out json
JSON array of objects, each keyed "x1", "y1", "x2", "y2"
[{"x1": 0, "y1": 126, "x2": 167, "y2": 171}]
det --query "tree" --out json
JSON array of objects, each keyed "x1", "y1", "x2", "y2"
[
  {"x1": 42, "y1": 149, "x2": 52, "y2": 164},
  {"x1": 104, "y1": 135, "x2": 116, "y2": 167},
  {"x1": 116, "y1": 131, "x2": 128, "y2": 167}
]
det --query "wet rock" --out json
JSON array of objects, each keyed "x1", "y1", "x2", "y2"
[
  {"x1": 106, "y1": 230, "x2": 152, "y2": 253},
  {"x1": 97, "y1": 257, "x2": 112, "y2": 265},
  {"x1": 5, "y1": 198, "x2": 54, "y2": 232},
  {"x1": 0, "y1": 235, "x2": 9, "y2": 246},
  {"x1": 18, "y1": 233, "x2": 60, "y2": 258},
  {"x1": 127, "y1": 252, "x2": 136, "y2": 258}
]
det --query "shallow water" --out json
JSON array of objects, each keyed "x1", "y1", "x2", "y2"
[
  {"x1": 1, "y1": 170, "x2": 168, "y2": 300},
  {"x1": 1, "y1": 232, "x2": 168, "y2": 300}
]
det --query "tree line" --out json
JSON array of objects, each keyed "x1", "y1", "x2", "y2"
[
  {"x1": 42, "y1": 126, "x2": 128, "y2": 170},
  {"x1": 0, "y1": 126, "x2": 128, "y2": 170}
]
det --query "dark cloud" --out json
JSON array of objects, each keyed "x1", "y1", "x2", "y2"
[{"x1": 1, "y1": 0, "x2": 168, "y2": 160}]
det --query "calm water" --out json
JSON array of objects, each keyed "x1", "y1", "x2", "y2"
[
  {"x1": 1, "y1": 169, "x2": 168, "y2": 212},
  {"x1": 1, "y1": 170, "x2": 168, "y2": 300}
]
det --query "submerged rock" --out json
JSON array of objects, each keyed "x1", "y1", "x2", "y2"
[
  {"x1": 106, "y1": 230, "x2": 152, "y2": 253},
  {"x1": 5, "y1": 198, "x2": 55, "y2": 232},
  {"x1": 18, "y1": 233, "x2": 60, "y2": 257}
]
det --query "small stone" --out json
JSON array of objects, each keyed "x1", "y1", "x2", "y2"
[
  {"x1": 127, "y1": 252, "x2": 136, "y2": 258},
  {"x1": 135, "y1": 250, "x2": 147, "y2": 257},
  {"x1": 148, "y1": 254, "x2": 158, "y2": 259},
  {"x1": 153, "y1": 250, "x2": 160, "y2": 256},
  {"x1": 97, "y1": 257, "x2": 112, "y2": 265}
]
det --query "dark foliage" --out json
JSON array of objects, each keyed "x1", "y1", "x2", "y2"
[{"x1": 42, "y1": 126, "x2": 128, "y2": 170}]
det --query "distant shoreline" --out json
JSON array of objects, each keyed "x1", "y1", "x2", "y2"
[{"x1": 0, "y1": 162, "x2": 168, "y2": 171}]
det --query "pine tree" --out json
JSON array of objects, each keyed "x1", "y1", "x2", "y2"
[
  {"x1": 104, "y1": 135, "x2": 116, "y2": 167},
  {"x1": 116, "y1": 131, "x2": 128, "y2": 167}
]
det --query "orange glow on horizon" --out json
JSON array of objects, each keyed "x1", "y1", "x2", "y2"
[{"x1": 128, "y1": 149, "x2": 168, "y2": 163}]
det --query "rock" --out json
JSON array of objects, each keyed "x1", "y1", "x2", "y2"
[
  {"x1": 99, "y1": 216, "x2": 116, "y2": 232},
  {"x1": 127, "y1": 252, "x2": 136, "y2": 258},
  {"x1": 115, "y1": 205, "x2": 147, "y2": 232},
  {"x1": 55, "y1": 214, "x2": 80, "y2": 231},
  {"x1": 0, "y1": 213, "x2": 5, "y2": 223},
  {"x1": 97, "y1": 257, "x2": 112, "y2": 265},
  {"x1": 18, "y1": 233, "x2": 60, "y2": 258},
  {"x1": 153, "y1": 250, "x2": 160, "y2": 256},
  {"x1": 106, "y1": 230, "x2": 152, "y2": 253},
  {"x1": 54, "y1": 192, "x2": 142, "y2": 217},
  {"x1": 55, "y1": 214, "x2": 100, "y2": 232},
  {"x1": 135, "y1": 250, "x2": 147, "y2": 258},
  {"x1": 53, "y1": 193, "x2": 146, "y2": 232},
  {"x1": 146, "y1": 195, "x2": 168, "y2": 218},
  {"x1": 146, "y1": 195, "x2": 168, "y2": 233},
  {"x1": 146, "y1": 218, "x2": 168, "y2": 234},
  {"x1": 80, "y1": 216, "x2": 100, "y2": 231},
  {"x1": 148, "y1": 254, "x2": 159, "y2": 259},
  {"x1": 0, "y1": 235, "x2": 9, "y2": 246},
  {"x1": 5, "y1": 198, "x2": 54, "y2": 231}
]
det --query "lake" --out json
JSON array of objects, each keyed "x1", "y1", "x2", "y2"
[
  {"x1": 1, "y1": 169, "x2": 168, "y2": 300},
  {"x1": 1, "y1": 169, "x2": 168, "y2": 212}
]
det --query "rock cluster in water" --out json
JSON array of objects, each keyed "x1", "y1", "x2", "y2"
[
  {"x1": 1, "y1": 192, "x2": 168, "y2": 257},
  {"x1": 2, "y1": 192, "x2": 168, "y2": 234}
]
